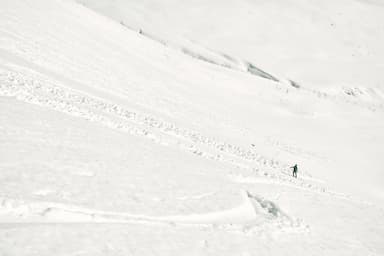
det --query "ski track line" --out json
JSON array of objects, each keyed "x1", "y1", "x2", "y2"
[
  {"x1": 0, "y1": 69, "x2": 287, "y2": 170},
  {"x1": 230, "y1": 174, "x2": 339, "y2": 197},
  {"x1": 229, "y1": 174, "x2": 375, "y2": 207},
  {"x1": 0, "y1": 68, "x2": 345, "y2": 199}
]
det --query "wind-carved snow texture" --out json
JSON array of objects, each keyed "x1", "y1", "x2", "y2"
[
  {"x1": 123, "y1": 26, "x2": 384, "y2": 112},
  {"x1": 300, "y1": 86, "x2": 384, "y2": 112},
  {"x1": 245, "y1": 63, "x2": 279, "y2": 82},
  {"x1": 139, "y1": 27, "x2": 384, "y2": 111},
  {"x1": 0, "y1": 68, "x2": 356, "y2": 202},
  {"x1": 334, "y1": 86, "x2": 384, "y2": 108},
  {"x1": 0, "y1": 191, "x2": 306, "y2": 234},
  {"x1": 127, "y1": 26, "x2": 281, "y2": 83}
]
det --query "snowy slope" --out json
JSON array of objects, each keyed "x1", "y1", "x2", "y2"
[
  {"x1": 78, "y1": 0, "x2": 384, "y2": 92},
  {"x1": 0, "y1": 0, "x2": 384, "y2": 255}
]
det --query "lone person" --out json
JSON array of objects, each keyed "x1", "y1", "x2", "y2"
[{"x1": 291, "y1": 164, "x2": 298, "y2": 178}]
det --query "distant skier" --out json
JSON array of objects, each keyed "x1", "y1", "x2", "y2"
[{"x1": 290, "y1": 164, "x2": 298, "y2": 178}]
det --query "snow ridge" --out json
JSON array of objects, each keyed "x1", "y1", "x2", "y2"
[
  {"x1": 0, "y1": 190, "x2": 306, "y2": 235},
  {"x1": 121, "y1": 25, "x2": 280, "y2": 83}
]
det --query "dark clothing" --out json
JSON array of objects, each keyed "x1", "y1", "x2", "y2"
[{"x1": 291, "y1": 164, "x2": 298, "y2": 178}]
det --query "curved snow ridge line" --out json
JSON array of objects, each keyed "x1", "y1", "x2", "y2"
[
  {"x1": 178, "y1": 45, "x2": 279, "y2": 82},
  {"x1": 106, "y1": 23, "x2": 384, "y2": 111},
  {"x1": 0, "y1": 192, "x2": 256, "y2": 225},
  {"x1": 0, "y1": 69, "x2": 286, "y2": 171},
  {"x1": 121, "y1": 22, "x2": 384, "y2": 111},
  {"x1": 123, "y1": 26, "x2": 280, "y2": 83},
  {"x1": 0, "y1": 191, "x2": 304, "y2": 232}
]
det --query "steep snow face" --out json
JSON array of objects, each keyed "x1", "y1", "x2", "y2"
[
  {"x1": 71, "y1": 0, "x2": 384, "y2": 202},
  {"x1": 1, "y1": 0, "x2": 384, "y2": 255},
  {"x1": 77, "y1": 0, "x2": 384, "y2": 89},
  {"x1": 2, "y1": 0, "x2": 383, "y2": 203}
]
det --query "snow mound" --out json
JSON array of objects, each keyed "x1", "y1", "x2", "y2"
[{"x1": 0, "y1": 191, "x2": 304, "y2": 233}]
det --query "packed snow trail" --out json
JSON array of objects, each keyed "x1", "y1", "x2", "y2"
[{"x1": 0, "y1": 67, "x2": 353, "y2": 201}]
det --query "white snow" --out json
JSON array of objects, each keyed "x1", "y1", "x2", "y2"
[{"x1": 0, "y1": 0, "x2": 384, "y2": 255}]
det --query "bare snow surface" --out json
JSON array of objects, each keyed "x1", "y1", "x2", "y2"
[{"x1": 1, "y1": 0, "x2": 384, "y2": 255}]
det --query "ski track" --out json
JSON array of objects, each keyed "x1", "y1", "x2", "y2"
[
  {"x1": 230, "y1": 174, "x2": 343, "y2": 198},
  {"x1": 229, "y1": 174, "x2": 376, "y2": 207},
  {"x1": 0, "y1": 68, "x2": 285, "y2": 169},
  {"x1": 0, "y1": 190, "x2": 307, "y2": 234},
  {"x1": 0, "y1": 67, "x2": 359, "y2": 201}
]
